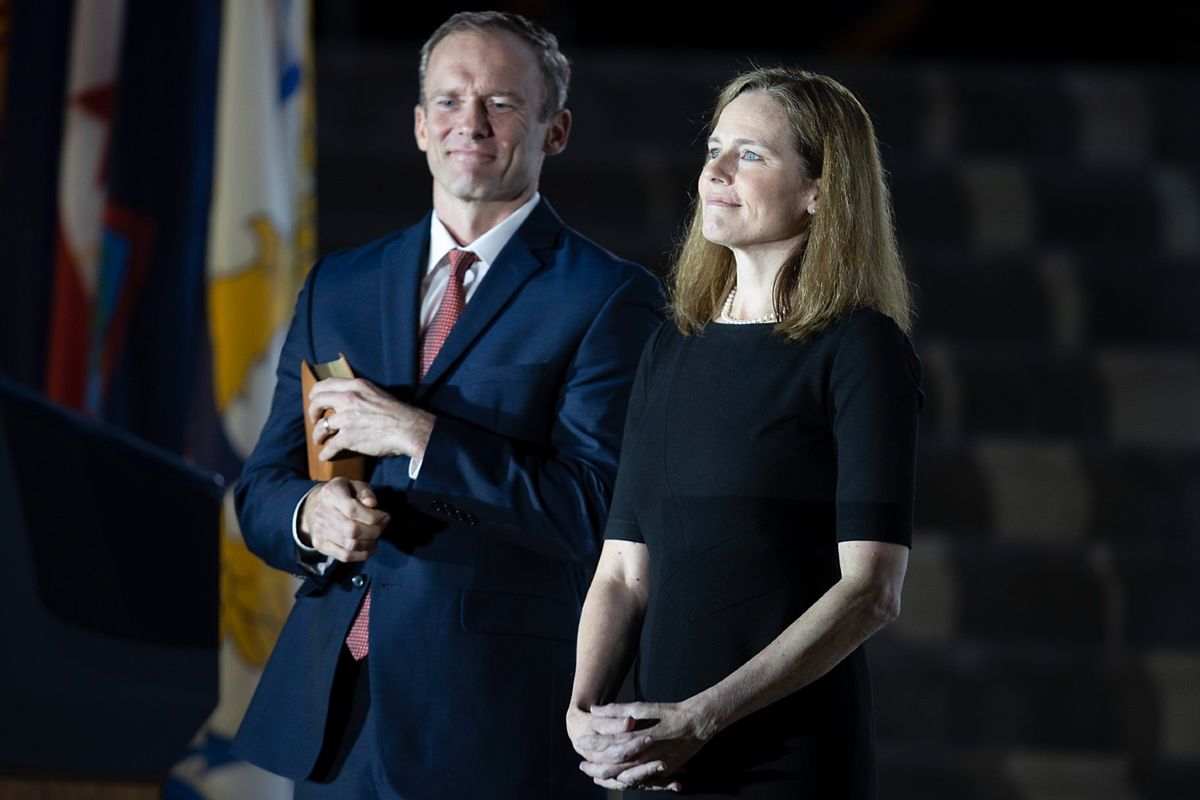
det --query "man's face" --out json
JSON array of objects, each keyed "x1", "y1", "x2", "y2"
[{"x1": 415, "y1": 29, "x2": 569, "y2": 206}]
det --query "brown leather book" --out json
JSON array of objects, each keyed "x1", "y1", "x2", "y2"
[{"x1": 301, "y1": 353, "x2": 367, "y2": 482}]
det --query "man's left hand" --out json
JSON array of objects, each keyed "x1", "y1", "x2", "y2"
[{"x1": 307, "y1": 377, "x2": 435, "y2": 462}]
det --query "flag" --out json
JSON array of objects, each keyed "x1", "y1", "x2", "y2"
[
  {"x1": 0, "y1": 1, "x2": 314, "y2": 793},
  {"x1": 168, "y1": 1, "x2": 316, "y2": 796},
  {"x1": 0, "y1": 0, "x2": 72, "y2": 383},
  {"x1": 42, "y1": 0, "x2": 221, "y2": 457}
]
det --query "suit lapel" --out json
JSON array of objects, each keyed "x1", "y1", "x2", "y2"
[
  {"x1": 417, "y1": 200, "x2": 564, "y2": 397},
  {"x1": 378, "y1": 216, "x2": 430, "y2": 391}
]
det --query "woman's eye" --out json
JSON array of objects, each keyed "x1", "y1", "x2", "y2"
[
  {"x1": 742, "y1": 150, "x2": 762, "y2": 161},
  {"x1": 707, "y1": 147, "x2": 720, "y2": 160}
]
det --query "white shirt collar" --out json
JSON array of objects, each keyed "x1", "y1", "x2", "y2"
[{"x1": 426, "y1": 193, "x2": 541, "y2": 275}]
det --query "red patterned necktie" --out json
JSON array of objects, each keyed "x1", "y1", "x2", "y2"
[
  {"x1": 421, "y1": 248, "x2": 479, "y2": 378},
  {"x1": 345, "y1": 248, "x2": 478, "y2": 661}
]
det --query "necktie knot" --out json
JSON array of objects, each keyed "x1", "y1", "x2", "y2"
[{"x1": 448, "y1": 248, "x2": 478, "y2": 278}]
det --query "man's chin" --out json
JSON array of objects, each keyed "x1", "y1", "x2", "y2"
[
  {"x1": 443, "y1": 180, "x2": 530, "y2": 206},
  {"x1": 437, "y1": 175, "x2": 495, "y2": 200}
]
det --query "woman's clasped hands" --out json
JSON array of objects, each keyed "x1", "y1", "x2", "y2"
[{"x1": 568, "y1": 699, "x2": 718, "y2": 792}]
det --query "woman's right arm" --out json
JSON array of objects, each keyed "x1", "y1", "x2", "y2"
[{"x1": 566, "y1": 539, "x2": 652, "y2": 757}]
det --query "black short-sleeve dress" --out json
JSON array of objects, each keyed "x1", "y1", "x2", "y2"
[{"x1": 605, "y1": 308, "x2": 923, "y2": 799}]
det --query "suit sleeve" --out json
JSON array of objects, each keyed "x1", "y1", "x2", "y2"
[
  {"x1": 233, "y1": 263, "x2": 322, "y2": 578},
  {"x1": 405, "y1": 269, "x2": 665, "y2": 564}
]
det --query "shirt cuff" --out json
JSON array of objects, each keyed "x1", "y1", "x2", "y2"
[
  {"x1": 408, "y1": 455, "x2": 422, "y2": 480},
  {"x1": 292, "y1": 484, "x2": 335, "y2": 574}
]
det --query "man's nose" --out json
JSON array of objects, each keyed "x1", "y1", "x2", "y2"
[{"x1": 458, "y1": 100, "x2": 491, "y2": 137}]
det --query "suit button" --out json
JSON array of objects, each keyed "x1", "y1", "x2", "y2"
[
  {"x1": 466, "y1": 515, "x2": 479, "y2": 526},
  {"x1": 351, "y1": 575, "x2": 366, "y2": 589}
]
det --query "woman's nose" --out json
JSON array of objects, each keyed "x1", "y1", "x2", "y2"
[{"x1": 703, "y1": 156, "x2": 732, "y2": 184}]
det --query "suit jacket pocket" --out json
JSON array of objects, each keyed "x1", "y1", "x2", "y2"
[
  {"x1": 448, "y1": 363, "x2": 555, "y2": 440},
  {"x1": 460, "y1": 589, "x2": 578, "y2": 641}
]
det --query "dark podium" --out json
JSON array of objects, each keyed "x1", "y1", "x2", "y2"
[{"x1": 0, "y1": 378, "x2": 223, "y2": 798}]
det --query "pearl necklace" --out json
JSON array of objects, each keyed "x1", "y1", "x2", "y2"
[{"x1": 718, "y1": 287, "x2": 778, "y2": 324}]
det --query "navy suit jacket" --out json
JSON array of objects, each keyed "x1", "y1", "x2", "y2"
[{"x1": 232, "y1": 199, "x2": 664, "y2": 799}]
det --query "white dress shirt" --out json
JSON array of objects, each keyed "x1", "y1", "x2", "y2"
[{"x1": 293, "y1": 194, "x2": 541, "y2": 563}]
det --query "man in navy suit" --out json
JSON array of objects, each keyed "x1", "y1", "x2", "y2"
[{"x1": 231, "y1": 11, "x2": 663, "y2": 798}]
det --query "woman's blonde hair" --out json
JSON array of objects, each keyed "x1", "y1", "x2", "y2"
[{"x1": 670, "y1": 66, "x2": 913, "y2": 339}]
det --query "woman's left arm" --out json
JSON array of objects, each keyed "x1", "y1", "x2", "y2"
[{"x1": 583, "y1": 540, "x2": 907, "y2": 790}]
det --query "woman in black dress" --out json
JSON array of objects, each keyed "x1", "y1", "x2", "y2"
[{"x1": 566, "y1": 68, "x2": 922, "y2": 797}]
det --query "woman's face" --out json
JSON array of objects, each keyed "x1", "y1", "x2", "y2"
[{"x1": 698, "y1": 92, "x2": 819, "y2": 261}]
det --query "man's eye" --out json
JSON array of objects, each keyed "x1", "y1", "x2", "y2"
[{"x1": 741, "y1": 151, "x2": 762, "y2": 161}]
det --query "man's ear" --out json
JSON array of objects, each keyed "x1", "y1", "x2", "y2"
[
  {"x1": 414, "y1": 104, "x2": 428, "y2": 152},
  {"x1": 543, "y1": 108, "x2": 572, "y2": 157}
]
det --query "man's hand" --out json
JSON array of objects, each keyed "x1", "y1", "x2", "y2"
[
  {"x1": 307, "y1": 377, "x2": 435, "y2": 462},
  {"x1": 298, "y1": 478, "x2": 390, "y2": 562}
]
